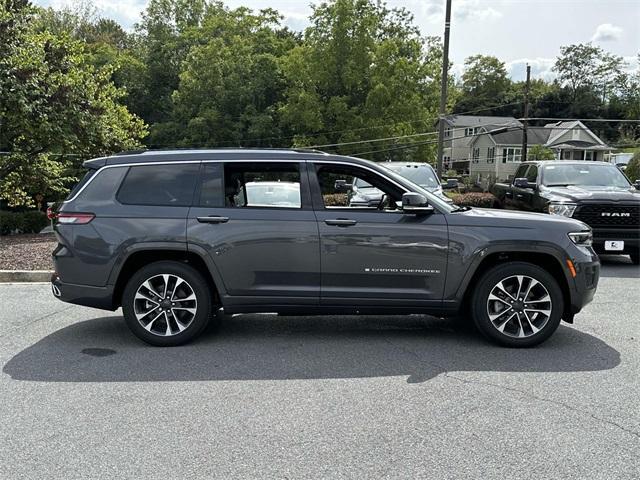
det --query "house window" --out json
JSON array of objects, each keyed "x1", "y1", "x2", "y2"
[
  {"x1": 502, "y1": 147, "x2": 522, "y2": 163},
  {"x1": 472, "y1": 147, "x2": 480, "y2": 163},
  {"x1": 445, "y1": 127, "x2": 452, "y2": 138},
  {"x1": 464, "y1": 127, "x2": 477, "y2": 137},
  {"x1": 585, "y1": 151, "x2": 594, "y2": 161},
  {"x1": 562, "y1": 150, "x2": 572, "y2": 160},
  {"x1": 487, "y1": 147, "x2": 495, "y2": 163}
]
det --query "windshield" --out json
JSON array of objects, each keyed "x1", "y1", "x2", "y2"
[
  {"x1": 377, "y1": 165, "x2": 455, "y2": 213},
  {"x1": 384, "y1": 164, "x2": 440, "y2": 188},
  {"x1": 542, "y1": 163, "x2": 631, "y2": 188}
]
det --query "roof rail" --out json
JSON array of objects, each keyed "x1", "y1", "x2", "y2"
[{"x1": 116, "y1": 149, "x2": 148, "y2": 155}]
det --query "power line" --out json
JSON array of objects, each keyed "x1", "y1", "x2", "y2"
[{"x1": 520, "y1": 117, "x2": 640, "y2": 123}]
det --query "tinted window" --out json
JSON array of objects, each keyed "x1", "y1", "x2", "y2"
[
  {"x1": 66, "y1": 169, "x2": 97, "y2": 200},
  {"x1": 199, "y1": 163, "x2": 224, "y2": 207},
  {"x1": 117, "y1": 164, "x2": 199, "y2": 206},
  {"x1": 525, "y1": 166, "x2": 538, "y2": 183},
  {"x1": 224, "y1": 163, "x2": 301, "y2": 208},
  {"x1": 514, "y1": 165, "x2": 528, "y2": 180}
]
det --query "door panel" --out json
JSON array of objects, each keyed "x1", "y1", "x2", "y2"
[
  {"x1": 314, "y1": 210, "x2": 448, "y2": 303},
  {"x1": 187, "y1": 161, "x2": 320, "y2": 303},
  {"x1": 309, "y1": 162, "x2": 449, "y2": 305}
]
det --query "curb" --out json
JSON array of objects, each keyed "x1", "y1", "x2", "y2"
[{"x1": 0, "y1": 270, "x2": 53, "y2": 283}]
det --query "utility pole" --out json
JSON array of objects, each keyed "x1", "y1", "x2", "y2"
[
  {"x1": 436, "y1": 0, "x2": 452, "y2": 177},
  {"x1": 520, "y1": 64, "x2": 531, "y2": 162}
]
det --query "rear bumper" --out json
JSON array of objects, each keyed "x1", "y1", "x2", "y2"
[{"x1": 51, "y1": 274, "x2": 116, "y2": 310}]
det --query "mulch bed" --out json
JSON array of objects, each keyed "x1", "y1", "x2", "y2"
[{"x1": 0, "y1": 233, "x2": 57, "y2": 271}]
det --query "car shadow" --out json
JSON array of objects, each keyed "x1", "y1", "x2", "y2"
[
  {"x1": 598, "y1": 254, "x2": 640, "y2": 279},
  {"x1": 3, "y1": 314, "x2": 621, "y2": 384}
]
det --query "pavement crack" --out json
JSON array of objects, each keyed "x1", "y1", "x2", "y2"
[
  {"x1": 383, "y1": 336, "x2": 640, "y2": 442},
  {"x1": 0, "y1": 305, "x2": 74, "y2": 339}
]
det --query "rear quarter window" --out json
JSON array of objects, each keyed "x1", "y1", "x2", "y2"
[{"x1": 117, "y1": 164, "x2": 199, "y2": 206}]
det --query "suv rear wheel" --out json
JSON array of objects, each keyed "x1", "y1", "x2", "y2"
[
  {"x1": 471, "y1": 262, "x2": 563, "y2": 347},
  {"x1": 122, "y1": 261, "x2": 212, "y2": 346}
]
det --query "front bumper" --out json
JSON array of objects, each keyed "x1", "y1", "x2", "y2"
[
  {"x1": 565, "y1": 247, "x2": 600, "y2": 318},
  {"x1": 51, "y1": 274, "x2": 116, "y2": 310},
  {"x1": 592, "y1": 228, "x2": 640, "y2": 254}
]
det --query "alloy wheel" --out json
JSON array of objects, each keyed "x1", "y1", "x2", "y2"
[
  {"x1": 133, "y1": 274, "x2": 198, "y2": 337},
  {"x1": 486, "y1": 275, "x2": 552, "y2": 338}
]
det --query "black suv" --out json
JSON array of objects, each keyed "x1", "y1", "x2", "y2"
[{"x1": 51, "y1": 149, "x2": 600, "y2": 347}]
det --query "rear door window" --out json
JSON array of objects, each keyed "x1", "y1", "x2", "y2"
[
  {"x1": 117, "y1": 164, "x2": 199, "y2": 206},
  {"x1": 223, "y1": 163, "x2": 302, "y2": 208}
]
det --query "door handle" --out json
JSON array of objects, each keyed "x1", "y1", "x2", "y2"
[
  {"x1": 197, "y1": 216, "x2": 229, "y2": 224},
  {"x1": 505, "y1": 191, "x2": 513, "y2": 197},
  {"x1": 325, "y1": 219, "x2": 357, "y2": 226}
]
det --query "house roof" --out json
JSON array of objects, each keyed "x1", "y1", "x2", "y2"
[
  {"x1": 440, "y1": 115, "x2": 523, "y2": 127},
  {"x1": 485, "y1": 126, "x2": 552, "y2": 145}
]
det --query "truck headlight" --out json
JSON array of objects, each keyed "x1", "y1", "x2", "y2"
[
  {"x1": 568, "y1": 231, "x2": 592, "y2": 247},
  {"x1": 548, "y1": 202, "x2": 577, "y2": 217}
]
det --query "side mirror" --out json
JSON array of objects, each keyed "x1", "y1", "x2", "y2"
[
  {"x1": 513, "y1": 177, "x2": 535, "y2": 189},
  {"x1": 402, "y1": 192, "x2": 434, "y2": 214},
  {"x1": 634, "y1": 179, "x2": 640, "y2": 190},
  {"x1": 334, "y1": 179, "x2": 353, "y2": 193},
  {"x1": 443, "y1": 178, "x2": 459, "y2": 190}
]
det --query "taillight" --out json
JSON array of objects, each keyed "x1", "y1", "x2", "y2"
[{"x1": 55, "y1": 212, "x2": 95, "y2": 224}]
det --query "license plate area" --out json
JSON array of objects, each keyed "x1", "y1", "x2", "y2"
[{"x1": 604, "y1": 240, "x2": 624, "y2": 251}]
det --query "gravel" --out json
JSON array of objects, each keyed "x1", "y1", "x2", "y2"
[{"x1": 0, "y1": 233, "x2": 56, "y2": 270}]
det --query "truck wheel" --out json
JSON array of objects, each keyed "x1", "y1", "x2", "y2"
[
  {"x1": 122, "y1": 261, "x2": 212, "y2": 346},
  {"x1": 471, "y1": 262, "x2": 563, "y2": 347}
]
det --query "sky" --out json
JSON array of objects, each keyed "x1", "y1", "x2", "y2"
[{"x1": 34, "y1": 0, "x2": 639, "y2": 81}]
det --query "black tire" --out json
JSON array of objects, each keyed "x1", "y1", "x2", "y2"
[
  {"x1": 122, "y1": 261, "x2": 212, "y2": 346},
  {"x1": 629, "y1": 250, "x2": 640, "y2": 266},
  {"x1": 471, "y1": 262, "x2": 563, "y2": 347}
]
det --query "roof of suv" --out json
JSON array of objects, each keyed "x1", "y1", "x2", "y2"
[
  {"x1": 83, "y1": 148, "x2": 334, "y2": 169},
  {"x1": 521, "y1": 160, "x2": 613, "y2": 167}
]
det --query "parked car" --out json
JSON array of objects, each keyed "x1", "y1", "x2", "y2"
[
  {"x1": 349, "y1": 162, "x2": 454, "y2": 207},
  {"x1": 491, "y1": 161, "x2": 640, "y2": 264},
  {"x1": 51, "y1": 149, "x2": 599, "y2": 348}
]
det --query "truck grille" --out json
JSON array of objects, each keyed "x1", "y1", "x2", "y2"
[{"x1": 573, "y1": 204, "x2": 640, "y2": 229}]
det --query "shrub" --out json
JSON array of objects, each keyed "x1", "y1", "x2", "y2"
[
  {"x1": 451, "y1": 192, "x2": 499, "y2": 208},
  {"x1": 625, "y1": 152, "x2": 640, "y2": 182},
  {"x1": 20, "y1": 211, "x2": 49, "y2": 233},
  {"x1": 0, "y1": 210, "x2": 49, "y2": 235}
]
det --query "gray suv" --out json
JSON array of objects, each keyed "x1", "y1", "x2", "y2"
[{"x1": 51, "y1": 149, "x2": 600, "y2": 347}]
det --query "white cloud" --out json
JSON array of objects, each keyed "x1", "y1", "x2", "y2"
[
  {"x1": 411, "y1": 0, "x2": 501, "y2": 23},
  {"x1": 591, "y1": 23, "x2": 623, "y2": 42},
  {"x1": 506, "y1": 58, "x2": 557, "y2": 81}
]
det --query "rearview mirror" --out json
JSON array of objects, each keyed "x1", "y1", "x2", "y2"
[
  {"x1": 334, "y1": 179, "x2": 353, "y2": 193},
  {"x1": 402, "y1": 192, "x2": 434, "y2": 214},
  {"x1": 634, "y1": 179, "x2": 640, "y2": 190},
  {"x1": 443, "y1": 178, "x2": 459, "y2": 190},
  {"x1": 513, "y1": 177, "x2": 535, "y2": 189}
]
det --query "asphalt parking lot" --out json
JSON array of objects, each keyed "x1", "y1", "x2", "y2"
[{"x1": 1, "y1": 256, "x2": 638, "y2": 479}]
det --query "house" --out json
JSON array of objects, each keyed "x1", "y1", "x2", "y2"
[
  {"x1": 468, "y1": 120, "x2": 611, "y2": 188},
  {"x1": 438, "y1": 115, "x2": 523, "y2": 172}
]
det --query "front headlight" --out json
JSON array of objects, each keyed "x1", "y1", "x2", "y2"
[
  {"x1": 568, "y1": 231, "x2": 592, "y2": 247},
  {"x1": 548, "y1": 202, "x2": 577, "y2": 217}
]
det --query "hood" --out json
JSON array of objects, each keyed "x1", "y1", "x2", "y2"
[
  {"x1": 540, "y1": 185, "x2": 640, "y2": 203},
  {"x1": 451, "y1": 206, "x2": 589, "y2": 231}
]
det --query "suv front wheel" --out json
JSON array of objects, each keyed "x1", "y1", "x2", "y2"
[
  {"x1": 471, "y1": 262, "x2": 564, "y2": 347},
  {"x1": 122, "y1": 261, "x2": 212, "y2": 346}
]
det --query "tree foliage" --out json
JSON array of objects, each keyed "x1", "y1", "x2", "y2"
[
  {"x1": 527, "y1": 145, "x2": 555, "y2": 161},
  {"x1": 0, "y1": 0, "x2": 147, "y2": 207}
]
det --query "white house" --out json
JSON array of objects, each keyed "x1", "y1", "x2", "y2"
[{"x1": 465, "y1": 119, "x2": 611, "y2": 188}]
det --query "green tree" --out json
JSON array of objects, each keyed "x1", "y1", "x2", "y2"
[
  {"x1": 625, "y1": 152, "x2": 640, "y2": 182},
  {"x1": 528, "y1": 145, "x2": 555, "y2": 161},
  {"x1": 454, "y1": 55, "x2": 511, "y2": 113},
  {"x1": 553, "y1": 43, "x2": 625, "y2": 102},
  {"x1": 0, "y1": 0, "x2": 147, "y2": 207},
  {"x1": 279, "y1": 0, "x2": 442, "y2": 162},
  {"x1": 166, "y1": 4, "x2": 298, "y2": 148}
]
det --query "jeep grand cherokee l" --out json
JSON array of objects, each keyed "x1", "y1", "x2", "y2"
[{"x1": 50, "y1": 149, "x2": 600, "y2": 347}]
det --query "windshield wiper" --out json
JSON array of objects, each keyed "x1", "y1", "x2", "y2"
[{"x1": 544, "y1": 183, "x2": 573, "y2": 187}]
